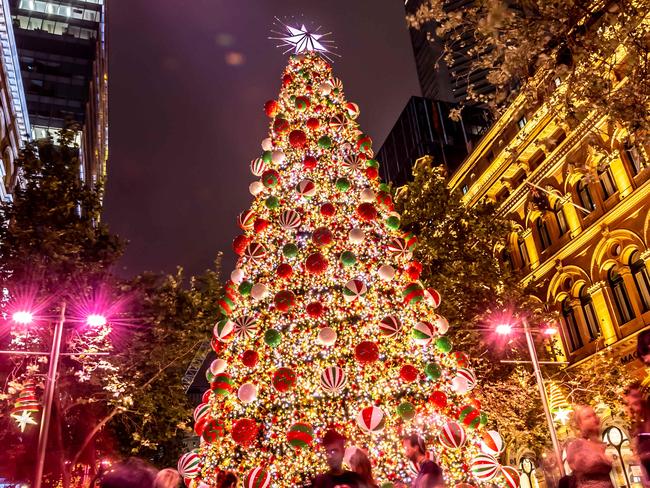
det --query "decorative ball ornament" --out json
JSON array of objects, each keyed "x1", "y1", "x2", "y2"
[
  {"x1": 177, "y1": 451, "x2": 200, "y2": 479},
  {"x1": 289, "y1": 129, "x2": 307, "y2": 148},
  {"x1": 244, "y1": 467, "x2": 271, "y2": 488},
  {"x1": 287, "y1": 422, "x2": 314, "y2": 449},
  {"x1": 296, "y1": 179, "x2": 317, "y2": 198},
  {"x1": 429, "y1": 390, "x2": 448, "y2": 409},
  {"x1": 282, "y1": 243, "x2": 299, "y2": 259},
  {"x1": 343, "y1": 154, "x2": 362, "y2": 171},
  {"x1": 320, "y1": 366, "x2": 347, "y2": 394},
  {"x1": 377, "y1": 265, "x2": 395, "y2": 281},
  {"x1": 320, "y1": 202, "x2": 336, "y2": 217},
  {"x1": 214, "y1": 320, "x2": 235, "y2": 342},
  {"x1": 201, "y1": 418, "x2": 226, "y2": 443},
  {"x1": 238, "y1": 210, "x2": 256, "y2": 230},
  {"x1": 237, "y1": 383, "x2": 258, "y2": 403},
  {"x1": 425, "y1": 362, "x2": 442, "y2": 380},
  {"x1": 402, "y1": 282, "x2": 424, "y2": 305},
  {"x1": 379, "y1": 315, "x2": 402, "y2": 337},
  {"x1": 343, "y1": 279, "x2": 368, "y2": 302},
  {"x1": 355, "y1": 341, "x2": 379, "y2": 364},
  {"x1": 294, "y1": 96, "x2": 310, "y2": 111},
  {"x1": 387, "y1": 238, "x2": 412, "y2": 260},
  {"x1": 303, "y1": 155, "x2": 318, "y2": 169},
  {"x1": 306, "y1": 117, "x2": 320, "y2": 130},
  {"x1": 424, "y1": 288, "x2": 442, "y2": 308},
  {"x1": 249, "y1": 181, "x2": 264, "y2": 196},
  {"x1": 261, "y1": 137, "x2": 273, "y2": 151},
  {"x1": 318, "y1": 135, "x2": 332, "y2": 149},
  {"x1": 412, "y1": 321, "x2": 434, "y2": 346},
  {"x1": 312, "y1": 227, "x2": 334, "y2": 247},
  {"x1": 306, "y1": 302, "x2": 324, "y2": 318},
  {"x1": 241, "y1": 350, "x2": 259, "y2": 368},
  {"x1": 250, "y1": 158, "x2": 267, "y2": 176},
  {"x1": 456, "y1": 368, "x2": 477, "y2": 391},
  {"x1": 264, "y1": 329, "x2": 282, "y2": 348},
  {"x1": 335, "y1": 177, "x2": 351, "y2": 192},
  {"x1": 193, "y1": 403, "x2": 210, "y2": 424},
  {"x1": 318, "y1": 327, "x2": 337, "y2": 346},
  {"x1": 501, "y1": 467, "x2": 521, "y2": 488},
  {"x1": 317, "y1": 82, "x2": 332, "y2": 95},
  {"x1": 233, "y1": 315, "x2": 258, "y2": 339},
  {"x1": 277, "y1": 263, "x2": 293, "y2": 279},
  {"x1": 356, "y1": 202, "x2": 377, "y2": 221},
  {"x1": 261, "y1": 169, "x2": 280, "y2": 188},
  {"x1": 451, "y1": 375, "x2": 470, "y2": 394},
  {"x1": 254, "y1": 218, "x2": 269, "y2": 234},
  {"x1": 439, "y1": 421, "x2": 467, "y2": 449},
  {"x1": 233, "y1": 235, "x2": 251, "y2": 256},
  {"x1": 349, "y1": 228, "x2": 365, "y2": 244},
  {"x1": 230, "y1": 268, "x2": 244, "y2": 284},
  {"x1": 264, "y1": 100, "x2": 279, "y2": 117},
  {"x1": 279, "y1": 210, "x2": 302, "y2": 230},
  {"x1": 345, "y1": 102, "x2": 360, "y2": 119},
  {"x1": 329, "y1": 114, "x2": 347, "y2": 131},
  {"x1": 210, "y1": 359, "x2": 227, "y2": 375},
  {"x1": 250, "y1": 283, "x2": 269, "y2": 301},
  {"x1": 397, "y1": 402, "x2": 416, "y2": 420},
  {"x1": 360, "y1": 188, "x2": 376, "y2": 202},
  {"x1": 357, "y1": 406, "x2": 386, "y2": 433},
  {"x1": 271, "y1": 150, "x2": 285, "y2": 164},
  {"x1": 480, "y1": 430, "x2": 505, "y2": 455},
  {"x1": 433, "y1": 314, "x2": 450, "y2": 335},
  {"x1": 231, "y1": 418, "x2": 258, "y2": 446},
  {"x1": 458, "y1": 404, "x2": 482, "y2": 429},
  {"x1": 471, "y1": 454, "x2": 500, "y2": 481},
  {"x1": 211, "y1": 373, "x2": 234, "y2": 396},
  {"x1": 274, "y1": 290, "x2": 296, "y2": 311},
  {"x1": 273, "y1": 118, "x2": 290, "y2": 134},
  {"x1": 340, "y1": 251, "x2": 356, "y2": 267},
  {"x1": 272, "y1": 367, "x2": 297, "y2": 392},
  {"x1": 244, "y1": 242, "x2": 267, "y2": 264},
  {"x1": 435, "y1": 336, "x2": 453, "y2": 353}
]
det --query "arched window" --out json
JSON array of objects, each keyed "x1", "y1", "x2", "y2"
[
  {"x1": 608, "y1": 267, "x2": 635, "y2": 324},
  {"x1": 562, "y1": 297, "x2": 583, "y2": 351},
  {"x1": 579, "y1": 285, "x2": 599, "y2": 342},
  {"x1": 630, "y1": 251, "x2": 650, "y2": 312},
  {"x1": 518, "y1": 236, "x2": 530, "y2": 268},
  {"x1": 536, "y1": 217, "x2": 552, "y2": 250},
  {"x1": 577, "y1": 179, "x2": 595, "y2": 213},
  {"x1": 598, "y1": 165, "x2": 617, "y2": 199},
  {"x1": 501, "y1": 247, "x2": 513, "y2": 272},
  {"x1": 624, "y1": 142, "x2": 644, "y2": 176},
  {"x1": 554, "y1": 201, "x2": 568, "y2": 236}
]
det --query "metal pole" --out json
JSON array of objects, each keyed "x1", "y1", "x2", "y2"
[
  {"x1": 34, "y1": 301, "x2": 66, "y2": 488},
  {"x1": 522, "y1": 317, "x2": 566, "y2": 477}
]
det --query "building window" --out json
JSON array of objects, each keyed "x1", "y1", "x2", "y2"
[
  {"x1": 579, "y1": 286, "x2": 599, "y2": 342},
  {"x1": 630, "y1": 252, "x2": 650, "y2": 312},
  {"x1": 608, "y1": 268, "x2": 635, "y2": 324},
  {"x1": 501, "y1": 248, "x2": 513, "y2": 272},
  {"x1": 554, "y1": 77, "x2": 562, "y2": 87},
  {"x1": 577, "y1": 179, "x2": 596, "y2": 213},
  {"x1": 517, "y1": 116, "x2": 528, "y2": 130},
  {"x1": 598, "y1": 165, "x2": 617, "y2": 199},
  {"x1": 536, "y1": 217, "x2": 552, "y2": 250},
  {"x1": 518, "y1": 236, "x2": 530, "y2": 268},
  {"x1": 554, "y1": 201, "x2": 568, "y2": 236},
  {"x1": 462, "y1": 184, "x2": 469, "y2": 195},
  {"x1": 624, "y1": 143, "x2": 644, "y2": 176},
  {"x1": 562, "y1": 298, "x2": 583, "y2": 351}
]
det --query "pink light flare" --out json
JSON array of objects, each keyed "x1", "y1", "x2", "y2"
[
  {"x1": 86, "y1": 314, "x2": 107, "y2": 327},
  {"x1": 12, "y1": 311, "x2": 34, "y2": 325},
  {"x1": 495, "y1": 323, "x2": 513, "y2": 335},
  {"x1": 543, "y1": 325, "x2": 558, "y2": 335}
]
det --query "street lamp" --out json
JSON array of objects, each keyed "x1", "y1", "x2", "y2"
[
  {"x1": 495, "y1": 317, "x2": 566, "y2": 478},
  {"x1": 12, "y1": 310, "x2": 34, "y2": 325}
]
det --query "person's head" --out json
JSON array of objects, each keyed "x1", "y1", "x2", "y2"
[
  {"x1": 350, "y1": 449, "x2": 374, "y2": 484},
  {"x1": 624, "y1": 382, "x2": 648, "y2": 418},
  {"x1": 321, "y1": 429, "x2": 347, "y2": 471},
  {"x1": 572, "y1": 405, "x2": 601, "y2": 438},
  {"x1": 402, "y1": 433, "x2": 426, "y2": 462},
  {"x1": 99, "y1": 458, "x2": 157, "y2": 488},
  {"x1": 638, "y1": 330, "x2": 650, "y2": 366},
  {"x1": 217, "y1": 471, "x2": 238, "y2": 488},
  {"x1": 154, "y1": 468, "x2": 181, "y2": 488}
]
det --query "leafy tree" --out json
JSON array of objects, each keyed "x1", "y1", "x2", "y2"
[{"x1": 406, "y1": 0, "x2": 650, "y2": 136}]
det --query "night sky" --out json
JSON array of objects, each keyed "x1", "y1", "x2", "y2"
[{"x1": 104, "y1": 0, "x2": 420, "y2": 278}]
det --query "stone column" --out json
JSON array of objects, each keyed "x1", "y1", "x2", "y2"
[
  {"x1": 618, "y1": 267, "x2": 643, "y2": 318},
  {"x1": 560, "y1": 194, "x2": 583, "y2": 238},
  {"x1": 609, "y1": 156, "x2": 633, "y2": 198},
  {"x1": 587, "y1": 281, "x2": 619, "y2": 345},
  {"x1": 522, "y1": 229, "x2": 540, "y2": 270}
]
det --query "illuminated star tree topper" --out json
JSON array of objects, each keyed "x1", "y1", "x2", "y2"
[{"x1": 270, "y1": 18, "x2": 338, "y2": 60}]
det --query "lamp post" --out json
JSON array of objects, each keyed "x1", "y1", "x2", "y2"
[{"x1": 496, "y1": 318, "x2": 566, "y2": 478}]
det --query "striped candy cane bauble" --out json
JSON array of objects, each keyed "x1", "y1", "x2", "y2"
[
  {"x1": 213, "y1": 319, "x2": 235, "y2": 342},
  {"x1": 320, "y1": 366, "x2": 347, "y2": 394},
  {"x1": 480, "y1": 430, "x2": 504, "y2": 455},
  {"x1": 356, "y1": 406, "x2": 385, "y2": 433},
  {"x1": 501, "y1": 466, "x2": 520, "y2": 488},
  {"x1": 286, "y1": 422, "x2": 314, "y2": 449},
  {"x1": 244, "y1": 242, "x2": 267, "y2": 264},
  {"x1": 412, "y1": 321, "x2": 434, "y2": 346},
  {"x1": 244, "y1": 467, "x2": 271, "y2": 488},
  {"x1": 343, "y1": 279, "x2": 367, "y2": 302},
  {"x1": 250, "y1": 158, "x2": 267, "y2": 177},
  {"x1": 379, "y1": 315, "x2": 402, "y2": 337},
  {"x1": 471, "y1": 454, "x2": 500, "y2": 481},
  {"x1": 439, "y1": 421, "x2": 466, "y2": 449},
  {"x1": 177, "y1": 450, "x2": 200, "y2": 479},
  {"x1": 237, "y1": 210, "x2": 256, "y2": 230},
  {"x1": 279, "y1": 209, "x2": 301, "y2": 230},
  {"x1": 296, "y1": 179, "x2": 317, "y2": 198},
  {"x1": 456, "y1": 367, "x2": 477, "y2": 391},
  {"x1": 233, "y1": 315, "x2": 258, "y2": 339}
]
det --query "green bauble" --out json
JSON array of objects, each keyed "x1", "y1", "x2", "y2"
[
  {"x1": 318, "y1": 136, "x2": 332, "y2": 149},
  {"x1": 264, "y1": 329, "x2": 282, "y2": 347},
  {"x1": 424, "y1": 362, "x2": 442, "y2": 380},
  {"x1": 366, "y1": 158, "x2": 379, "y2": 169},
  {"x1": 379, "y1": 183, "x2": 391, "y2": 193},
  {"x1": 479, "y1": 411, "x2": 488, "y2": 427},
  {"x1": 340, "y1": 251, "x2": 356, "y2": 267},
  {"x1": 282, "y1": 243, "x2": 299, "y2": 258},
  {"x1": 397, "y1": 402, "x2": 416, "y2": 420},
  {"x1": 385, "y1": 216, "x2": 400, "y2": 230},
  {"x1": 265, "y1": 195, "x2": 279, "y2": 210},
  {"x1": 262, "y1": 150, "x2": 273, "y2": 163},
  {"x1": 335, "y1": 178, "x2": 351, "y2": 192},
  {"x1": 435, "y1": 337, "x2": 452, "y2": 353},
  {"x1": 238, "y1": 281, "x2": 253, "y2": 296}
]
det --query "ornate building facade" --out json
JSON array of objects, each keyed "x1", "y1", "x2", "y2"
[{"x1": 447, "y1": 64, "x2": 649, "y2": 488}]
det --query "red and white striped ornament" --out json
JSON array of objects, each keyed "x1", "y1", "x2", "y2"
[
  {"x1": 501, "y1": 466, "x2": 520, "y2": 488},
  {"x1": 343, "y1": 279, "x2": 367, "y2": 302},
  {"x1": 356, "y1": 406, "x2": 385, "y2": 433},
  {"x1": 296, "y1": 179, "x2": 317, "y2": 198},
  {"x1": 432, "y1": 314, "x2": 449, "y2": 335},
  {"x1": 387, "y1": 237, "x2": 411, "y2": 259},
  {"x1": 213, "y1": 320, "x2": 235, "y2": 342},
  {"x1": 250, "y1": 158, "x2": 267, "y2": 176},
  {"x1": 329, "y1": 114, "x2": 347, "y2": 131},
  {"x1": 424, "y1": 288, "x2": 442, "y2": 308},
  {"x1": 177, "y1": 450, "x2": 200, "y2": 479},
  {"x1": 343, "y1": 154, "x2": 362, "y2": 171},
  {"x1": 279, "y1": 210, "x2": 301, "y2": 230},
  {"x1": 233, "y1": 315, "x2": 258, "y2": 339},
  {"x1": 345, "y1": 102, "x2": 360, "y2": 119},
  {"x1": 320, "y1": 366, "x2": 347, "y2": 394},
  {"x1": 193, "y1": 402, "x2": 210, "y2": 424},
  {"x1": 471, "y1": 454, "x2": 500, "y2": 481},
  {"x1": 412, "y1": 321, "x2": 435, "y2": 346},
  {"x1": 244, "y1": 467, "x2": 271, "y2": 488},
  {"x1": 456, "y1": 368, "x2": 477, "y2": 391},
  {"x1": 480, "y1": 430, "x2": 505, "y2": 456},
  {"x1": 238, "y1": 210, "x2": 256, "y2": 230},
  {"x1": 379, "y1": 315, "x2": 402, "y2": 337},
  {"x1": 244, "y1": 242, "x2": 267, "y2": 264},
  {"x1": 439, "y1": 421, "x2": 466, "y2": 449},
  {"x1": 330, "y1": 78, "x2": 344, "y2": 93}
]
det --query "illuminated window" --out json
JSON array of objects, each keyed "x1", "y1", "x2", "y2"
[
  {"x1": 517, "y1": 116, "x2": 528, "y2": 130},
  {"x1": 579, "y1": 286, "x2": 599, "y2": 341},
  {"x1": 577, "y1": 179, "x2": 595, "y2": 213},
  {"x1": 562, "y1": 298, "x2": 583, "y2": 351},
  {"x1": 598, "y1": 165, "x2": 617, "y2": 199},
  {"x1": 630, "y1": 252, "x2": 650, "y2": 312},
  {"x1": 554, "y1": 201, "x2": 568, "y2": 236},
  {"x1": 624, "y1": 142, "x2": 644, "y2": 176},
  {"x1": 518, "y1": 236, "x2": 530, "y2": 268},
  {"x1": 608, "y1": 268, "x2": 635, "y2": 324},
  {"x1": 536, "y1": 217, "x2": 552, "y2": 250}
]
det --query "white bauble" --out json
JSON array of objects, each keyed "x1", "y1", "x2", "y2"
[
  {"x1": 250, "y1": 283, "x2": 269, "y2": 300},
  {"x1": 249, "y1": 181, "x2": 264, "y2": 196},
  {"x1": 261, "y1": 137, "x2": 273, "y2": 151},
  {"x1": 271, "y1": 150, "x2": 285, "y2": 164},
  {"x1": 238, "y1": 383, "x2": 257, "y2": 403},
  {"x1": 230, "y1": 268, "x2": 245, "y2": 284},
  {"x1": 360, "y1": 188, "x2": 376, "y2": 203},
  {"x1": 377, "y1": 265, "x2": 396, "y2": 281},
  {"x1": 451, "y1": 375, "x2": 469, "y2": 394},
  {"x1": 317, "y1": 82, "x2": 332, "y2": 96},
  {"x1": 433, "y1": 314, "x2": 449, "y2": 335},
  {"x1": 349, "y1": 228, "x2": 365, "y2": 244},
  {"x1": 210, "y1": 359, "x2": 227, "y2": 375},
  {"x1": 318, "y1": 327, "x2": 337, "y2": 346}
]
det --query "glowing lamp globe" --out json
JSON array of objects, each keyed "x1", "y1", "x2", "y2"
[
  {"x1": 12, "y1": 311, "x2": 33, "y2": 325},
  {"x1": 86, "y1": 314, "x2": 107, "y2": 327},
  {"x1": 496, "y1": 324, "x2": 512, "y2": 335}
]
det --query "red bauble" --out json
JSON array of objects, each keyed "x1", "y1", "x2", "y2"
[
  {"x1": 272, "y1": 367, "x2": 297, "y2": 392},
  {"x1": 406, "y1": 261, "x2": 423, "y2": 281},
  {"x1": 306, "y1": 118, "x2": 320, "y2": 130},
  {"x1": 232, "y1": 418, "x2": 258, "y2": 446},
  {"x1": 469, "y1": 397, "x2": 481, "y2": 410},
  {"x1": 241, "y1": 350, "x2": 259, "y2": 367},
  {"x1": 357, "y1": 203, "x2": 378, "y2": 221},
  {"x1": 306, "y1": 301, "x2": 324, "y2": 318},
  {"x1": 264, "y1": 100, "x2": 279, "y2": 117},
  {"x1": 400, "y1": 364, "x2": 419, "y2": 382},
  {"x1": 273, "y1": 118, "x2": 290, "y2": 134},
  {"x1": 355, "y1": 341, "x2": 379, "y2": 364},
  {"x1": 312, "y1": 227, "x2": 333, "y2": 247},
  {"x1": 365, "y1": 167, "x2": 379, "y2": 179},
  {"x1": 274, "y1": 290, "x2": 296, "y2": 312},
  {"x1": 320, "y1": 202, "x2": 336, "y2": 217},
  {"x1": 453, "y1": 351, "x2": 470, "y2": 368},
  {"x1": 202, "y1": 389, "x2": 213, "y2": 404},
  {"x1": 303, "y1": 155, "x2": 318, "y2": 169},
  {"x1": 233, "y1": 235, "x2": 250, "y2": 256},
  {"x1": 277, "y1": 263, "x2": 293, "y2": 279},
  {"x1": 376, "y1": 191, "x2": 394, "y2": 210},
  {"x1": 282, "y1": 74, "x2": 293, "y2": 86},
  {"x1": 289, "y1": 130, "x2": 307, "y2": 148},
  {"x1": 305, "y1": 253, "x2": 328, "y2": 274},
  {"x1": 429, "y1": 390, "x2": 448, "y2": 409},
  {"x1": 253, "y1": 218, "x2": 269, "y2": 234}
]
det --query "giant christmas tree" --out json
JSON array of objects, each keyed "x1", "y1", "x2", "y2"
[{"x1": 179, "y1": 27, "x2": 518, "y2": 488}]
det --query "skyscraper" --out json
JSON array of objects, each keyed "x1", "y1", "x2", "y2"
[{"x1": 9, "y1": 0, "x2": 108, "y2": 184}]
